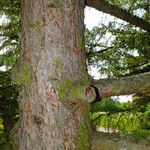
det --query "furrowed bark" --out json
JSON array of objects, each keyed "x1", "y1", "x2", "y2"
[
  {"x1": 92, "y1": 72, "x2": 150, "y2": 98},
  {"x1": 17, "y1": 0, "x2": 96, "y2": 149},
  {"x1": 86, "y1": 0, "x2": 150, "y2": 32}
]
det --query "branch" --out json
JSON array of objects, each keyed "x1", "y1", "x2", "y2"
[
  {"x1": 86, "y1": 0, "x2": 150, "y2": 32},
  {"x1": 123, "y1": 64, "x2": 150, "y2": 76},
  {"x1": 86, "y1": 46, "x2": 113, "y2": 56},
  {"x1": 92, "y1": 72, "x2": 150, "y2": 98}
]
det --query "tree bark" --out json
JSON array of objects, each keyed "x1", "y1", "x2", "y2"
[
  {"x1": 17, "y1": 0, "x2": 96, "y2": 149},
  {"x1": 15, "y1": 0, "x2": 150, "y2": 149},
  {"x1": 92, "y1": 72, "x2": 150, "y2": 98},
  {"x1": 86, "y1": 0, "x2": 150, "y2": 32}
]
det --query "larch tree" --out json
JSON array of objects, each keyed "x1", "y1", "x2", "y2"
[{"x1": 6, "y1": 0, "x2": 150, "y2": 149}]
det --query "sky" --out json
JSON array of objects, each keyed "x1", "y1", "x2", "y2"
[
  {"x1": 85, "y1": 7, "x2": 114, "y2": 30},
  {"x1": 84, "y1": 7, "x2": 133, "y2": 102}
]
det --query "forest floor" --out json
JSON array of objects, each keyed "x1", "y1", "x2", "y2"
[{"x1": 92, "y1": 128, "x2": 150, "y2": 150}]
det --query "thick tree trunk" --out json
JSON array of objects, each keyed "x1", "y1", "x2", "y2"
[
  {"x1": 16, "y1": 0, "x2": 95, "y2": 149},
  {"x1": 14, "y1": 0, "x2": 150, "y2": 149}
]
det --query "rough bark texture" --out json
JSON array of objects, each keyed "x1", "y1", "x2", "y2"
[
  {"x1": 17, "y1": 0, "x2": 95, "y2": 149},
  {"x1": 86, "y1": 0, "x2": 150, "y2": 32},
  {"x1": 14, "y1": 0, "x2": 150, "y2": 149},
  {"x1": 92, "y1": 72, "x2": 150, "y2": 98}
]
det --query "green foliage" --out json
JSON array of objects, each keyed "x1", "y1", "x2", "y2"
[
  {"x1": 91, "y1": 92, "x2": 150, "y2": 141},
  {"x1": 0, "y1": 116, "x2": 8, "y2": 148},
  {"x1": 91, "y1": 98, "x2": 124, "y2": 113},
  {"x1": 131, "y1": 129, "x2": 150, "y2": 142},
  {"x1": 85, "y1": 0, "x2": 150, "y2": 77},
  {"x1": 91, "y1": 98, "x2": 144, "y2": 132},
  {"x1": 0, "y1": 71, "x2": 19, "y2": 114},
  {"x1": 85, "y1": 24, "x2": 150, "y2": 77},
  {"x1": 0, "y1": 117, "x2": 4, "y2": 130},
  {"x1": 144, "y1": 103, "x2": 150, "y2": 116},
  {"x1": 0, "y1": 0, "x2": 20, "y2": 68},
  {"x1": 0, "y1": 132, "x2": 7, "y2": 146}
]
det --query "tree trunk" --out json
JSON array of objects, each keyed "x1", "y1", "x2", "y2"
[
  {"x1": 16, "y1": 0, "x2": 94, "y2": 149},
  {"x1": 14, "y1": 0, "x2": 150, "y2": 149}
]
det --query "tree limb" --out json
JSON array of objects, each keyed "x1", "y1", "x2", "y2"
[
  {"x1": 92, "y1": 72, "x2": 150, "y2": 98},
  {"x1": 86, "y1": 46, "x2": 113, "y2": 56},
  {"x1": 86, "y1": 0, "x2": 150, "y2": 32}
]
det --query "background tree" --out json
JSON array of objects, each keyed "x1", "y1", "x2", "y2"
[{"x1": 0, "y1": 0, "x2": 20, "y2": 147}]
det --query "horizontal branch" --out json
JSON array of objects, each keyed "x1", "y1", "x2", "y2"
[
  {"x1": 86, "y1": 46, "x2": 113, "y2": 56},
  {"x1": 92, "y1": 72, "x2": 150, "y2": 98},
  {"x1": 123, "y1": 64, "x2": 150, "y2": 77},
  {"x1": 86, "y1": 0, "x2": 150, "y2": 32}
]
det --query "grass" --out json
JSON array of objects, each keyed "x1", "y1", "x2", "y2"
[{"x1": 131, "y1": 129, "x2": 150, "y2": 142}]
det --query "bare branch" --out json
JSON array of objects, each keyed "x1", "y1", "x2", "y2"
[
  {"x1": 92, "y1": 72, "x2": 150, "y2": 98},
  {"x1": 86, "y1": 0, "x2": 150, "y2": 32},
  {"x1": 86, "y1": 46, "x2": 113, "y2": 56}
]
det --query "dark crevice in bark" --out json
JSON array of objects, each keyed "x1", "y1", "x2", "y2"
[{"x1": 90, "y1": 85, "x2": 101, "y2": 104}]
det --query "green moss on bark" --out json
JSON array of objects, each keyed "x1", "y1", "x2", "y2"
[
  {"x1": 12, "y1": 63, "x2": 32, "y2": 86},
  {"x1": 28, "y1": 20, "x2": 41, "y2": 33},
  {"x1": 35, "y1": 21, "x2": 41, "y2": 33},
  {"x1": 77, "y1": 32, "x2": 84, "y2": 49},
  {"x1": 74, "y1": 105, "x2": 90, "y2": 150},
  {"x1": 75, "y1": 125, "x2": 89, "y2": 150},
  {"x1": 56, "y1": 79, "x2": 73, "y2": 103}
]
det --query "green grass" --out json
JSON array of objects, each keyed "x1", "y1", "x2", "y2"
[{"x1": 131, "y1": 129, "x2": 150, "y2": 142}]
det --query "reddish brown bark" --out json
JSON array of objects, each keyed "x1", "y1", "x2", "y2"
[{"x1": 17, "y1": 0, "x2": 94, "y2": 149}]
